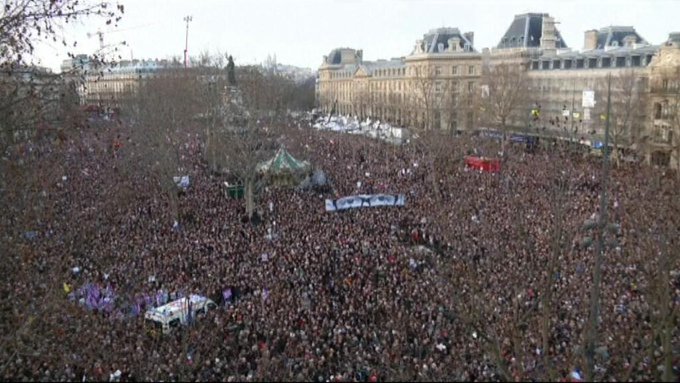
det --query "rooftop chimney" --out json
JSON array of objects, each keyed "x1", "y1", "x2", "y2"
[
  {"x1": 584, "y1": 30, "x2": 598, "y2": 50},
  {"x1": 356, "y1": 50, "x2": 363, "y2": 63},
  {"x1": 540, "y1": 15, "x2": 557, "y2": 54}
]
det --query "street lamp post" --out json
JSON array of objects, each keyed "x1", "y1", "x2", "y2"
[
  {"x1": 183, "y1": 15, "x2": 193, "y2": 68},
  {"x1": 585, "y1": 72, "x2": 612, "y2": 381}
]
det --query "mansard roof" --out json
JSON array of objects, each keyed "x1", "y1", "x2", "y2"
[
  {"x1": 497, "y1": 13, "x2": 568, "y2": 49},
  {"x1": 591, "y1": 26, "x2": 648, "y2": 50},
  {"x1": 410, "y1": 27, "x2": 477, "y2": 55}
]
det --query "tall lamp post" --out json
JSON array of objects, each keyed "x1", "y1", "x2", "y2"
[
  {"x1": 183, "y1": 15, "x2": 193, "y2": 68},
  {"x1": 585, "y1": 72, "x2": 613, "y2": 381}
]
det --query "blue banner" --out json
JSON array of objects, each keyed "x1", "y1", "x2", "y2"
[{"x1": 325, "y1": 194, "x2": 406, "y2": 212}]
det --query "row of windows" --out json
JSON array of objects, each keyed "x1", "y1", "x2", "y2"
[
  {"x1": 330, "y1": 71, "x2": 353, "y2": 79},
  {"x1": 413, "y1": 65, "x2": 477, "y2": 77},
  {"x1": 325, "y1": 79, "x2": 476, "y2": 94},
  {"x1": 328, "y1": 64, "x2": 478, "y2": 80},
  {"x1": 654, "y1": 100, "x2": 676, "y2": 119},
  {"x1": 531, "y1": 54, "x2": 654, "y2": 70},
  {"x1": 434, "y1": 65, "x2": 476, "y2": 76},
  {"x1": 85, "y1": 80, "x2": 135, "y2": 94},
  {"x1": 375, "y1": 68, "x2": 406, "y2": 77}
]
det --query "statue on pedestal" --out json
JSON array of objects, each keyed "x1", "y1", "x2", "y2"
[{"x1": 227, "y1": 55, "x2": 236, "y2": 86}]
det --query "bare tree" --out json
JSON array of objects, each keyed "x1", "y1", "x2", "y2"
[
  {"x1": 211, "y1": 117, "x2": 273, "y2": 220},
  {"x1": 0, "y1": 0, "x2": 126, "y2": 151},
  {"x1": 478, "y1": 63, "x2": 530, "y2": 151},
  {"x1": 122, "y1": 70, "x2": 202, "y2": 223},
  {"x1": 203, "y1": 72, "x2": 275, "y2": 219},
  {"x1": 409, "y1": 65, "x2": 443, "y2": 130},
  {"x1": 606, "y1": 69, "x2": 648, "y2": 166},
  {"x1": 352, "y1": 82, "x2": 370, "y2": 120},
  {"x1": 0, "y1": 0, "x2": 124, "y2": 69}
]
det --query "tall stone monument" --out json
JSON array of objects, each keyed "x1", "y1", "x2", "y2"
[{"x1": 223, "y1": 55, "x2": 248, "y2": 128}]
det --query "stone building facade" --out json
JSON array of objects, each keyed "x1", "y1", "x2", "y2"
[
  {"x1": 317, "y1": 13, "x2": 680, "y2": 166},
  {"x1": 61, "y1": 55, "x2": 183, "y2": 106},
  {"x1": 318, "y1": 28, "x2": 481, "y2": 131},
  {"x1": 647, "y1": 35, "x2": 680, "y2": 167}
]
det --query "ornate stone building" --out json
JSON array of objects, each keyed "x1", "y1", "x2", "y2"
[
  {"x1": 317, "y1": 13, "x2": 680, "y2": 166},
  {"x1": 489, "y1": 14, "x2": 680, "y2": 166},
  {"x1": 318, "y1": 27, "x2": 481, "y2": 131},
  {"x1": 61, "y1": 56, "x2": 182, "y2": 106},
  {"x1": 648, "y1": 34, "x2": 680, "y2": 167}
]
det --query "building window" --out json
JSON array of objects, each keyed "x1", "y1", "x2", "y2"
[
  {"x1": 542, "y1": 61, "x2": 550, "y2": 70},
  {"x1": 615, "y1": 56, "x2": 626, "y2": 67},
  {"x1": 651, "y1": 151, "x2": 670, "y2": 167},
  {"x1": 452, "y1": 66, "x2": 459, "y2": 75},
  {"x1": 435, "y1": 66, "x2": 442, "y2": 76},
  {"x1": 654, "y1": 102, "x2": 662, "y2": 119},
  {"x1": 663, "y1": 79, "x2": 669, "y2": 90},
  {"x1": 435, "y1": 81, "x2": 442, "y2": 92},
  {"x1": 564, "y1": 60, "x2": 572, "y2": 69},
  {"x1": 601, "y1": 57, "x2": 611, "y2": 67},
  {"x1": 576, "y1": 59, "x2": 584, "y2": 69},
  {"x1": 467, "y1": 81, "x2": 474, "y2": 93},
  {"x1": 553, "y1": 60, "x2": 561, "y2": 69},
  {"x1": 532, "y1": 61, "x2": 539, "y2": 70},
  {"x1": 631, "y1": 56, "x2": 641, "y2": 67},
  {"x1": 588, "y1": 58, "x2": 597, "y2": 68},
  {"x1": 468, "y1": 65, "x2": 475, "y2": 75},
  {"x1": 645, "y1": 55, "x2": 654, "y2": 66}
]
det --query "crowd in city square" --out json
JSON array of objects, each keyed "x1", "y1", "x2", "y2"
[{"x1": 1, "y1": 114, "x2": 678, "y2": 382}]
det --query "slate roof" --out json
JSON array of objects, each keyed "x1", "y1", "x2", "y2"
[
  {"x1": 530, "y1": 44, "x2": 659, "y2": 70},
  {"x1": 359, "y1": 59, "x2": 406, "y2": 76},
  {"x1": 591, "y1": 26, "x2": 647, "y2": 50},
  {"x1": 327, "y1": 49, "x2": 343, "y2": 65},
  {"x1": 497, "y1": 13, "x2": 568, "y2": 49},
  {"x1": 420, "y1": 28, "x2": 476, "y2": 53}
]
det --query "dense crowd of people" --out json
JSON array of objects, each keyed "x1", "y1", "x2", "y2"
[{"x1": 1, "y1": 114, "x2": 678, "y2": 382}]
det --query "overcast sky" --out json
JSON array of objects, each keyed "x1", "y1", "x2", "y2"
[{"x1": 33, "y1": 0, "x2": 680, "y2": 73}]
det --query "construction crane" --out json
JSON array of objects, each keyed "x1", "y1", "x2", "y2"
[{"x1": 87, "y1": 23, "x2": 155, "y2": 51}]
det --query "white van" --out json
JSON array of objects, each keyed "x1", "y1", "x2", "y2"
[{"x1": 144, "y1": 294, "x2": 217, "y2": 335}]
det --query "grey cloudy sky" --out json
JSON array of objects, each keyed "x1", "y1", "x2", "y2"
[{"x1": 34, "y1": 0, "x2": 680, "y2": 73}]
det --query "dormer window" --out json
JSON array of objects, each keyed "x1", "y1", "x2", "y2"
[
  {"x1": 464, "y1": 43, "x2": 471, "y2": 52},
  {"x1": 611, "y1": 40, "x2": 619, "y2": 47}
]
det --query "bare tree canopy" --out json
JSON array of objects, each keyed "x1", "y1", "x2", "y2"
[
  {"x1": 478, "y1": 63, "x2": 530, "y2": 133},
  {"x1": 0, "y1": 0, "x2": 124, "y2": 69}
]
